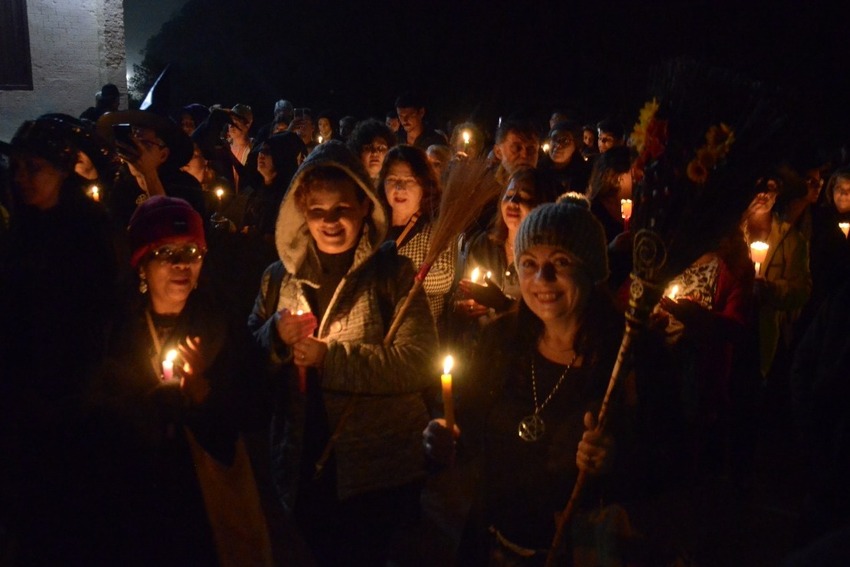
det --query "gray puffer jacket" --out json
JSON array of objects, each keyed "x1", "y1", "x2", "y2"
[{"x1": 248, "y1": 141, "x2": 438, "y2": 507}]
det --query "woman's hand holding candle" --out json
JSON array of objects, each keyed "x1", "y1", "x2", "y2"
[
  {"x1": 458, "y1": 277, "x2": 511, "y2": 311},
  {"x1": 177, "y1": 336, "x2": 211, "y2": 406},
  {"x1": 276, "y1": 308, "x2": 317, "y2": 346}
]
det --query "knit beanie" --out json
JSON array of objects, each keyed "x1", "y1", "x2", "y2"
[
  {"x1": 128, "y1": 196, "x2": 206, "y2": 267},
  {"x1": 513, "y1": 193, "x2": 610, "y2": 283}
]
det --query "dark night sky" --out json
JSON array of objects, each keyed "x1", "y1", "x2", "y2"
[
  {"x1": 124, "y1": 0, "x2": 188, "y2": 73},
  {"x1": 123, "y1": 0, "x2": 850, "y2": 150}
]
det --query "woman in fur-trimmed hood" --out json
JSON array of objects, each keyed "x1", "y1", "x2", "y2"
[{"x1": 248, "y1": 140, "x2": 438, "y2": 566}]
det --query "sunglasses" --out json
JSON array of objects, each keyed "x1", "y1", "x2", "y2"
[{"x1": 150, "y1": 244, "x2": 205, "y2": 264}]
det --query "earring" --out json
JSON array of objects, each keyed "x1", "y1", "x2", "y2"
[{"x1": 139, "y1": 275, "x2": 148, "y2": 294}]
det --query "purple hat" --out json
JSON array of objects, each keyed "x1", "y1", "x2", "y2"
[{"x1": 128, "y1": 196, "x2": 206, "y2": 267}]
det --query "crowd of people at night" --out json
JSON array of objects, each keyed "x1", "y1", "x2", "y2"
[{"x1": 1, "y1": 65, "x2": 849, "y2": 566}]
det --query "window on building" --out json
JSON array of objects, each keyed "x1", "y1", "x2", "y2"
[{"x1": 0, "y1": 0, "x2": 34, "y2": 90}]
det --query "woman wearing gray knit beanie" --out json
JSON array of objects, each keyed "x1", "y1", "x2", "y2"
[{"x1": 425, "y1": 193, "x2": 636, "y2": 563}]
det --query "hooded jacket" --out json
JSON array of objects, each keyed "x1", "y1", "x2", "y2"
[{"x1": 248, "y1": 141, "x2": 438, "y2": 507}]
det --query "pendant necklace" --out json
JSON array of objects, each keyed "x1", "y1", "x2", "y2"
[{"x1": 518, "y1": 352, "x2": 578, "y2": 442}]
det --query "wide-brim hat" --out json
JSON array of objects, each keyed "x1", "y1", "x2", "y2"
[
  {"x1": 40, "y1": 113, "x2": 115, "y2": 170},
  {"x1": 97, "y1": 109, "x2": 193, "y2": 170},
  {"x1": 96, "y1": 65, "x2": 193, "y2": 170},
  {"x1": 1, "y1": 118, "x2": 80, "y2": 171}
]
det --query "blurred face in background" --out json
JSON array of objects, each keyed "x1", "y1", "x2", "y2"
[
  {"x1": 256, "y1": 143, "x2": 277, "y2": 183},
  {"x1": 360, "y1": 137, "x2": 390, "y2": 180},
  {"x1": 12, "y1": 154, "x2": 69, "y2": 210},
  {"x1": 500, "y1": 174, "x2": 537, "y2": 234},
  {"x1": 318, "y1": 118, "x2": 333, "y2": 139},
  {"x1": 396, "y1": 107, "x2": 425, "y2": 138},
  {"x1": 494, "y1": 131, "x2": 539, "y2": 174},
  {"x1": 548, "y1": 129, "x2": 577, "y2": 166},
  {"x1": 833, "y1": 177, "x2": 850, "y2": 213}
]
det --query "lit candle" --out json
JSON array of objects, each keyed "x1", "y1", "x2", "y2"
[
  {"x1": 162, "y1": 349, "x2": 178, "y2": 381},
  {"x1": 485, "y1": 271, "x2": 492, "y2": 284},
  {"x1": 317, "y1": 135, "x2": 324, "y2": 144},
  {"x1": 441, "y1": 355, "x2": 455, "y2": 433},
  {"x1": 666, "y1": 284, "x2": 680, "y2": 300},
  {"x1": 750, "y1": 241, "x2": 769, "y2": 275},
  {"x1": 89, "y1": 185, "x2": 101, "y2": 202},
  {"x1": 620, "y1": 199, "x2": 633, "y2": 231},
  {"x1": 840, "y1": 222, "x2": 850, "y2": 238},
  {"x1": 462, "y1": 130, "x2": 471, "y2": 152},
  {"x1": 542, "y1": 142, "x2": 551, "y2": 153},
  {"x1": 215, "y1": 187, "x2": 224, "y2": 201},
  {"x1": 470, "y1": 267, "x2": 480, "y2": 283}
]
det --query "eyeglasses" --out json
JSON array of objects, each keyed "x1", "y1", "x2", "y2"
[
  {"x1": 150, "y1": 244, "x2": 205, "y2": 264},
  {"x1": 550, "y1": 136, "x2": 574, "y2": 147},
  {"x1": 363, "y1": 144, "x2": 389, "y2": 155},
  {"x1": 384, "y1": 176, "x2": 420, "y2": 190},
  {"x1": 135, "y1": 138, "x2": 167, "y2": 150}
]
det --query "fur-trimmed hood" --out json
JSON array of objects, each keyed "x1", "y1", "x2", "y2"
[{"x1": 274, "y1": 140, "x2": 388, "y2": 275}]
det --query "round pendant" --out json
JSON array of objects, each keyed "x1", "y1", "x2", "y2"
[{"x1": 518, "y1": 414, "x2": 545, "y2": 442}]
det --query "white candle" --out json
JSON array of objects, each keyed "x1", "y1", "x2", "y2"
[
  {"x1": 750, "y1": 241, "x2": 769, "y2": 275},
  {"x1": 840, "y1": 222, "x2": 849, "y2": 238},
  {"x1": 470, "y1": 267, "x2": 480, "y2": 283},
  {"x1": 441, "y1": 355, "x2": 455, "y2": 432},
  {"x1": 162, "y1": 349, "x2": 178, "y2": 381}
]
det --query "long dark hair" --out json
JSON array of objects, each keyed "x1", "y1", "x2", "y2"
[{"x1": 377, "y1": 145, "x2": 441, "y2": 221}]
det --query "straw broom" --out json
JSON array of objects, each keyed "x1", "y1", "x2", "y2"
[{"x1": 383, "y1": 158, "x2": 502, "y2": 345}]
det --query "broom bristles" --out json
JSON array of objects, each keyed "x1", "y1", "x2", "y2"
[{"x1": 424, "y1": 159, "x2": 502, "y2": 266}]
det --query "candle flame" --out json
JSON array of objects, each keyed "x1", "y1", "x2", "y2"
[
  {"x1": 462, "y1": 130, "x2": 471, "y2": 144},
  {"x1": 295, "y1": 309, "x2": 304, "y2": 316},
  {"x1": 486, "y1": 271, "x2": 492, "y2": 281},
  {"x1": 470, "y1": 267, "x2": 480, "y2": 283},
  {"x1": 666, "y1": 284, "x2": 679, "y2": 300},
  {"x1": 443, "y1": 355, "x2": 454, "y2": 375},
  {"x1": 165, "y1": 349, "x2": 178, "y2": 363},
  {"x1": 215, "y1": 187, "x2": 224, "y2": 199},
  {"x1": 840, "y1": 222, "x2": 850, "y2": 237},
  {"x1": 318, "y1": 135, "x2": 324, "y2": 144},
  {"x1": 542, "y1": 142, "x2": 551, "y2": 153}
]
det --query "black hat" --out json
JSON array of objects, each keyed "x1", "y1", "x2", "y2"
[
  {"x1": 39, "y1": 113, "x2": 115, "y2": 171},
  {"x1": 1, "y1": 117, "x2": 80, "y2": 172}
]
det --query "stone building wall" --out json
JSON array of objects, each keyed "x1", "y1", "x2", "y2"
[{"x1": 0, "y1": 0, "x2": 126, "y2": 140}]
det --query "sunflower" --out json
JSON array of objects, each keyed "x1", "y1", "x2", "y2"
[{"x1": 686, "y1": 158, "x2": 709, "y2": 185}]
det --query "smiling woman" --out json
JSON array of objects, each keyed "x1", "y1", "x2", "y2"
[
  {"x1": 249, "y1": 140, "x2": 438, "y2": 566},
  {"x1": 425, "y1": 194, "x2": 636, "y2": 564}
]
